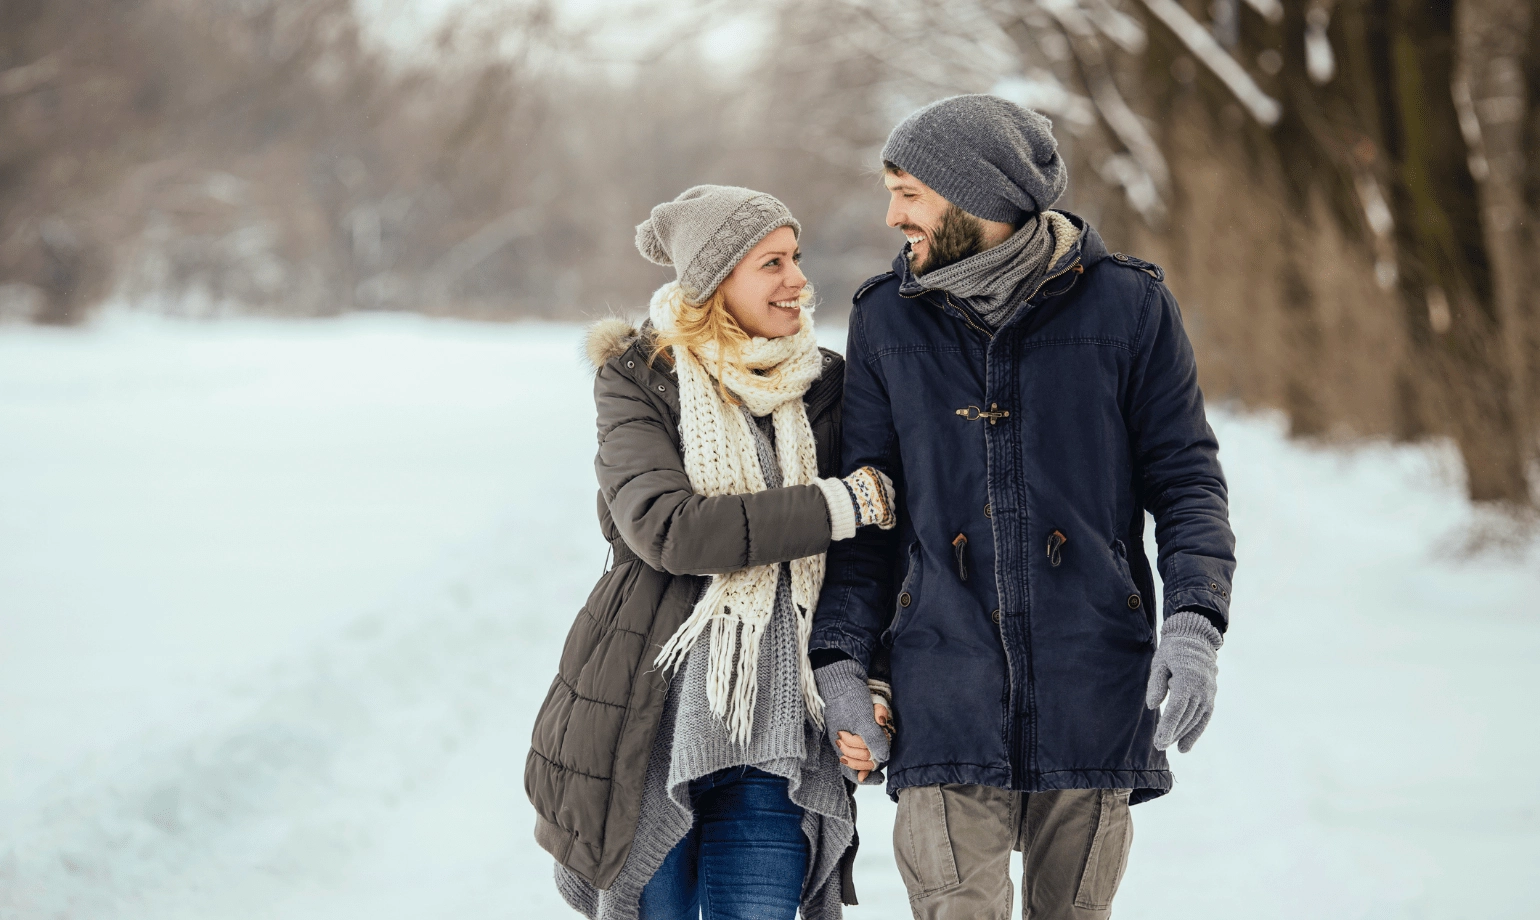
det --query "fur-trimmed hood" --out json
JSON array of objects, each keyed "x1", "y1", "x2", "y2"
[{"x1": 583, "y1": 317, "x2": 642, "y2": 372}]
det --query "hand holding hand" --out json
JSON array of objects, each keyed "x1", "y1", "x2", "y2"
[
  {"x1": 814, "y1": 659, "x2": 891, "y2": 785},
  {"x1": 834, "y1": 700, "x2": 892, "y2": 782}
]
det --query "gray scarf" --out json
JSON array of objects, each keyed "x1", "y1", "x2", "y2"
[{"x1": 911, "y1": 211, "x2": 1069, "y2": 330}]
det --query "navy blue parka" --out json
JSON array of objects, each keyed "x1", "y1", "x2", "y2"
[{"x1": 810, "y1": 213, "x2": 1236, "y2": 805}]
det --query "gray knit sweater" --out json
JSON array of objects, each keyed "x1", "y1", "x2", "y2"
[{"x1": 555, "y1": 410, "x2": 853, "y2": 920}]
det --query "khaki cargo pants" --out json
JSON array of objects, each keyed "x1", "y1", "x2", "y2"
[{"x1": 893, "y1": 785, "x2": 1133, "y2": 920}]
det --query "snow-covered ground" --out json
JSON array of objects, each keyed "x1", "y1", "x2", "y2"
[{"x1": 1, "y1": 313, "x2": 1536, "y2": 919}]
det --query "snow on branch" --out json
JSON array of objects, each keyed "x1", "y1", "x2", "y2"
[
  {"x1": 1451, "y1": 74, "x2": 1490, "y2": 182},
  {"x1": 1239, "y1": 0, "x2": 1283, "y2": 24},
  {"x1": 1081, "y1": 0, "x2": 1147, "y2": 53},
  {"x1": 1138, "y1": 0, "x2": 1282, "y2": 125},
  {"x1": 992, "y1": 71, "x2": 1097, "y2": 128},
  {"x1": 1304, "y1": 7, "x2": 1335, "y2": 84},
  {"x1": 1024, "y1": 0, "x2": 1168, "y2": 222},
  {"x1": 1036, "y1": 2, "x2": 1169, "y2": 186}
]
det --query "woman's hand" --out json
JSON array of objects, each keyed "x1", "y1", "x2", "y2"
[
  {"x1": 836, "y1": 701, "x2": 892, "y2": 783},
  {"x1": 843, "y1": 466, "x2": 897, "y2": 530},
  {"x1": 817, "y1": 466, "x2": 898, "y2": 542}
]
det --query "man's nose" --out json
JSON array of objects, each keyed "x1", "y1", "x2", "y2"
[{"x1": 886, "y1": 197, "x2": 904, "y2": 229}]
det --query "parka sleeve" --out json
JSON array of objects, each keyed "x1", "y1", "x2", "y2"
[
  {"x1": 594, "y1": 359, "x2": 834, "y2": 577},
  {"x1": 809, "y1": 303, "x2": 901, "y2": 670},
  {"x1": 1127, "y1": 282, "x2": 1237, "y2": 627}
]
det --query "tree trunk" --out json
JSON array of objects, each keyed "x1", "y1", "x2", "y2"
[
  {"x1": 1459, "y1": 0, "x2": 1533, "y2": 493},
  {"x1": 1372, "y1": 0, "x2": 1529, "y2": 502}
]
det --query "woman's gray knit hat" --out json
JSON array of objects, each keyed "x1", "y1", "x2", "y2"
[
  {"x1": 635, "y1": 185, "x2": 801, "y2": 302},
  {"x1": 882, "y1": 94, "x2": 1067, "y2": 225}
]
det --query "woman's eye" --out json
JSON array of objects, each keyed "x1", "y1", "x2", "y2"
[
  {"x1": 793, "y1": 253, "x2": 802, "y2": 263},
  {"x1": 764, "y1": 259, "x2": 779, "y2": 268}
]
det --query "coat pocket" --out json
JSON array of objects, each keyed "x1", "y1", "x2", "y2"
[
  {"x1": 1111, "y1": 539, "x2": 1152, "y2": 643},
  {"x1": 881, "y1": 541, "x2": 923, "y2": 648},
  {"x1": 1074, "y1": 788, "x2": 1133, "y2": 910}
]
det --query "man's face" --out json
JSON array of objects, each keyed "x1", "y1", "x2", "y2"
[{"x1": 883, "y1": 169, "x2": 987, "y2": 275}]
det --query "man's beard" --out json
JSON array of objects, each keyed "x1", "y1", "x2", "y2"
[{"x1": 909, "y1": 204, "x2": 987, "y2": 275}]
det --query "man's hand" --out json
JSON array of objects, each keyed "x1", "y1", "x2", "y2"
[
  {"x1": 814, "y1": 659, "x2": 891, "y2": 785},
  {"x1": 1144, "y1": 610, "x2": 1223, "y2": 753},
  {"x1": 835, "y1": 701, "x2": 891, "y2": 782}
]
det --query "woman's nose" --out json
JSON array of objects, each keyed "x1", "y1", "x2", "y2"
[{"x1": 787, "y1": 261, "x2": 807, "y2": 290}]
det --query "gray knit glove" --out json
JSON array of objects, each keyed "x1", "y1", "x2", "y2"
[
  {"x1": 814, "y1": 659, "x2": 890, "y2": 785},
  {"x1": 1144, "y1": 611, "x2": 1224, "y2": 753}
]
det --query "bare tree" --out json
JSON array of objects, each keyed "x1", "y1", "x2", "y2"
[
  {"x1": 757, "y1": 0, "x2": 1539, "y2": 505},
  {"x1": 4, "y1": 0, "x2": 1533, "y2": 503}
]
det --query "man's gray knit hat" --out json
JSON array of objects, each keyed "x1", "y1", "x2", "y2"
[
  {"x1": 635, "y1": 185, "x2": 801, "y2": 302},
  {"x1": 882, "y1": 94, "x2": 1067, "y2": 225}
]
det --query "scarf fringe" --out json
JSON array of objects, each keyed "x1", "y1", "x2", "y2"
[{"x1": 648, "y1": 281, "x2": 828, "y2": 744}]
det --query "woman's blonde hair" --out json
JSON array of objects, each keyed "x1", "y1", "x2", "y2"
[{"x1": 651, "y1": 288, "x2": 750, "y2": 404}]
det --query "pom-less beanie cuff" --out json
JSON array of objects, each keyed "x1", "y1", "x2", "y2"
[
  {"x1": 635, "y1": 186, "x2": 801, "y2": 303},
  {"x1": 886, "y1": 146, "x2": 1035, "y2": 224}
]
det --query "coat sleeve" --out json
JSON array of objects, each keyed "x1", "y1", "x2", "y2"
[
  {"x1": 594, "y1": 360, "x2": 833, "y2": 577},
  {"x1": 1127, "y1": 282, "x2": 1237, "y2": 627},
  {"x1": 810, "y1": 303, "x2": 901, "y2": 669}
]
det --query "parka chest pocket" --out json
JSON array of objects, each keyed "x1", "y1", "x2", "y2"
[{"x1": 882, "y1": 541, "x2": 923, "y2": 647}]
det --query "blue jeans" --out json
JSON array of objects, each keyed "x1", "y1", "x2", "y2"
[{"x1": 638, "y1": 766, "x2": 809, "y2": 920}]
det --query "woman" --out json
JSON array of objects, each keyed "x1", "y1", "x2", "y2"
[{"x1": 526, "y1": 185, "x2": 897, "y2": 920}]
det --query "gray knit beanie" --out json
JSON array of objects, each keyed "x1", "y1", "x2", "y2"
[
  {"x1": 881, "y1": 94, "x2": 1067, "y2": 225},
  {"x1": 635, "y1": 185, "x2": 801, "y2": 302}
]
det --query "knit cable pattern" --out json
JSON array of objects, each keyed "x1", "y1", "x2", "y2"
[{"x1": 682, "y1": 196, "x2": 797, "y2": 301}]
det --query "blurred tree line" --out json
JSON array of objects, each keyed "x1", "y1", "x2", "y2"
[{"x1": 0, "y1": 0, "x2": 1535, "y2": 504}]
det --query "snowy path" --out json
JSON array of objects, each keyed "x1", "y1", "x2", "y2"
[{"x1": 1, "y1": 315, "x2": 1536, "y2": 919}]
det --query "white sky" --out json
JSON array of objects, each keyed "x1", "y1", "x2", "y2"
[{"x1": 355, "y1": 0, "x2": 770, "y2": 78}]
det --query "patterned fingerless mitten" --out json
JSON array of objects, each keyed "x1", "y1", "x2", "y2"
[
  {"x1": 843, "y1": 466, "x2": 896, "y2": 530},
  {"x1": 814, "y1": 466, "x2": 897, "y2": 541}
]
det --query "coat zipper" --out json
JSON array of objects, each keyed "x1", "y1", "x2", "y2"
[
  {"x1": 1027, "y1": 259, "x2": 1083, "y2": 303},
  {"x1": 944, "y1": 293, "x2": 994, "y2": 340}
]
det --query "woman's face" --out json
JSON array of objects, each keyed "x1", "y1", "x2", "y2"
[{"x1": 718, "y1": 226, "x2": 807, "y2": 339}]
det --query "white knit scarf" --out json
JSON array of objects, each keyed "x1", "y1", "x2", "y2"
[{"x1": 648, "y1": 281, "x2": 827, "y2": 744}]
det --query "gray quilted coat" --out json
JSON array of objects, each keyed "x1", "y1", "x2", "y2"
[{"x1": 526, "y1": 319, "x2": 847, "y2": 890}]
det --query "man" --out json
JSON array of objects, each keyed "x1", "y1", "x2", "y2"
[{"x1": 808, "y1": 94, "x2": 1236, "y2": 919}]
